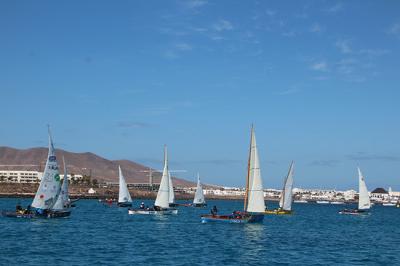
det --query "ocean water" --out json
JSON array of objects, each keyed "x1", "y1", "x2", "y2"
[{"x1": 0, "y1": 198, "x2": 399, "y2": 266}]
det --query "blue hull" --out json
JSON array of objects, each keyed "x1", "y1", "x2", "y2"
[{"x1": 201, "y1": 213, "x2": 264, "y2": 224}]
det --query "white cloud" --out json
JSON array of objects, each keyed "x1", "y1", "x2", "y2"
[
  {"x1": 310, "y1": 23, "x2": 324, "y2": 33},
  {"x1": 336, "y1": 58, "x2": 357, "y2": 74},
  {"x1": 311, "y1": 62, "x2": 328, "y2": 72},
  {"x1": 359, "y1": 49, "x2": 390, "y2": 57},
  {"x1": 182, "y1": 0, "x2": 207, "y2": 9},
  {"x1": 387, "y1": 23, "x2": 400, "y2": 38},
  {"x1": 335, "y1": 39, "x2": 352, "y2": 54},
  {"x1": 175, "y1": 43, "x2": 193, "y2": 51},
  {"x1": 265, "y1": 9, "x2": 276, "y2": 17},
  {"x1": 213, "y1": 19, "x2": 233, "y2": 31},
  {"x1": 326, "y1": 3, "x2": 343, "y2": 13},
  {"x1": 164, "y1": 50, "x2": 179, "y2": 59}
]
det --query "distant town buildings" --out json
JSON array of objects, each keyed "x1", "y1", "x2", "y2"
[{"x1": 0, "y1": 170, "x2": 82, "y2": 184}]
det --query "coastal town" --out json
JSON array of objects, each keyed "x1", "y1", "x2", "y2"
[{"x1": 1, "y1": 169, "x2": 399, "y2": 205}]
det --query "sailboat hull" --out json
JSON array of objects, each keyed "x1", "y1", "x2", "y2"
[
  {"x1": 201, "y1": 213, "x2": 264, "y2": 224},
  {"x1": 339, "y1": 209, "x2": 369, "y2": 215},
  {"x1": 117, "y1": 202, "x2": 132, "y2": 207},
  {"x1": 1, "y1": 209, "x2": 71, "y2": 219},
  {"x1": 128, "y1": 208, "x2": 178, "y2": 215},
  {"x1": 192, "y1": 203, "x2": 207, "y2": 208}
]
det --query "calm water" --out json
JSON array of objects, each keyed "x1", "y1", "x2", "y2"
[{"x1": 0, "y1": 198, "x2": 399, "y2": 265}]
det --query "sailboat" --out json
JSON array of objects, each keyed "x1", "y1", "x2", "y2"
[
  {"x1": 128, "y1": 145, "x2": 178, "y2": 215},
  {"x1": 52, "y1": 156, "x2": 71, "y2": 213},
  {"x1": 117, "y1": 166, "x2": 133, "y2": 207},
  {"x1": 339, "y1": 167, "x2": 371, "y2": 215},
  {"x1": 192, "y1": 173, "x2": 206, "y2": 207},
  {"x1": 201, "y1": 126, "x2": 265, "y2": 223},
  {"x1": 265, "y1": 161, "x2": 294, "y2": 215},
  {"x1": 2, "y1": 127, "x2": 70, "y2": 218},
  {"x1": 168, "y1": 171, "x2": 177, "y2": 207}
]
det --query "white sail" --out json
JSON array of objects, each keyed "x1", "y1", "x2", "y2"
[
  {"x1": 118, "y1": 166, "x2": 132, "y2": 203},
  {"x1": 52, "y1": 157, "x2": 70, "y2": 210},
  {"x1": 168, "y1": 171, "x2": 175, "y2": 204},
  {"x1": 358, "y1": 167, "x2": 371, "y2": 210},
  {"x1": 246, "y1": 126, "x2": 266, "y2": 213},
  {"x1": 31, "y1": 128, "x2": 62, "y2": 210},
  {"x1": 193, "y1": 173, "x2": 205, "y2": 204},
  {"x1": 155, "y1": 145, "x2": 170, "y2": 208},
  {"x1": 279, "y1": 161, "x2": 294, "y2": 211}
]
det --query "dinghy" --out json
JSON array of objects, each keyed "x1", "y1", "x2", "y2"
[
  {"x1": 201, "y1": 126, "x2": 265, "y2": 223},
  {"x1": 339, "y1": 167, "x2": 371, "y2": 215},
  {"x1": 2, "y1": 127, "x2": 70, "y2": 218},
  {"x1": 265, "y1": 161, "x2": 294, "y2": 215},
  {"x1": 192, "y1": 173, "x2": 206, "y2": 207},
  {"x1": 128, "y1": 145, "x2": 178, "y2": 215},
  {"x1": 117, "y1": 166, "x2": 133, "y2": 207}
]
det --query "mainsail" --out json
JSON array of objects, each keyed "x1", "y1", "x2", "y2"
[
  {"x1": 279, "y1": 161, "x2": 294, "y2": 211},
  {"x1": 31, "y1": 128, "x2": 62, "y2": 210},
  {"x1": 245, "y1": 126, "x2": 266, "y2": 213},
  {"x1": 358, "y1": 167, "x2": 371, "y2": 210},
  {"x1": 155, "y1": 145, "x2": 170, "y2": 208},
  {"x1": 193, "y1": 173, "x2": 205, "y2": 204},
  {"x1": 118, "y1": 166, "x2": 132, "y2": 203},
  {"x1": 168, "y1": 171, "x2": 175, "y2": 204},
  {"x1": 52, "y1": 157, "x2": 70, "y2": 210}
]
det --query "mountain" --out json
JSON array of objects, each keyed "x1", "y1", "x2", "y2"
[{"x1": 0, "y1": 147, "x2": 196, "y2": 187}]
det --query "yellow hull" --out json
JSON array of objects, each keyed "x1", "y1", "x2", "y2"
[{"x1": 264, "y1": 209, "x2": 293, "y2": 215}]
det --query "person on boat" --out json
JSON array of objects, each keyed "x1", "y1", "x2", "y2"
[
  {"x1": 16, "y1": 202, "x2": 23, "y2": 213},
  {"x1": 211, "y1": 205, "x2": 218, "y2": 216},
  {"x1": 140, "y1": 202, "x2": 145, "y2": 209},
  {"x1": 154, "y1": 205, "x2": 161, "y2": 211}
]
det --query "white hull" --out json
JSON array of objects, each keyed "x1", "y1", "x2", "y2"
[
  {"x1": 331, "y1": 201, "x2": 345, "y2": 205},
  {"x1": 294, "y1": 200, "x2": 307, "y2": 203},
  {"x1": 128, "y1": 209, "x2": 178, "y2": 215},
  {"x1": 382, "y1": 203, "x2": 396, "y2": 206},
  {"x1": 316, "y1": 201, "x2": 330, "y2": 204}
]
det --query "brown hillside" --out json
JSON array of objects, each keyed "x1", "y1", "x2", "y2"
[{"x1": 0, "y1": 147, "x2": 195, "y2": 187}]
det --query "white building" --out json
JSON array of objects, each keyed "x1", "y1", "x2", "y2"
[{"x1": 0, "y1": 170, "x2": 43, "y2": 183}]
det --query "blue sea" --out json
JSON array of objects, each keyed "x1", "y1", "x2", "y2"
[{"x1": 0, "y1": 198, "x2": 399, "y2": 265}]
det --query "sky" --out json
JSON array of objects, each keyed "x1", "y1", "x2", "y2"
[{"x1": 1, "y1": 0, "x2": 400, "y2": 190}]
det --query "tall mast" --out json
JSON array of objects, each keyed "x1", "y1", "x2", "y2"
[{"x1": 243, "y1": 124, "x2": 253, "y2": 211}]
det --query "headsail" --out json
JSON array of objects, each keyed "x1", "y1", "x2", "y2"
[
  {"x1": 118, "y1": 166, "x2": 132, "y2": 203},
  {"x1": 358, "y1": 167, "x2": 371, "y2": 210},
  {"x1": 245, "y1": 126, "x2": 266, "y2": 213},
  {"x1": 155, "y1": 145, "x2": 170, "y2": 208},
  {"x1": 193, "y1": 173, "x2": 205, "y2": 204},
  {"x1": 168, "y1": 171, "x2": 175, "y2": 204},
  {"x1": 31, "y1": 127, "x2": 62, "y2": 210},
  {"x1": 279, "y1": 161, "x2": 294, "y2": 211},
  {"x1": 52, "y1": 157, "x2": 70, "y2": 210}
]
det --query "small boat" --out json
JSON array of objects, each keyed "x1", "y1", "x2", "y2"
[
  {"x1": 316, "y1": 200, "x2": 330, "y2": 204},
  {"x1": 117, "y1": 166, "x2": 133, "y2": 207},
  {"x1": 2, "y1": 127, "x2": 71, "y2": 219},
  {"x1": 128, "y1": 145, "x2": 177, "y2": 215},
  {"x1": 339, "y1": 167, "x2": 371, "y2": 215},
  {"x1": 265, "y1": 161, "x2": 294, "y2": 215},
  {"x1": 192, "y1": 173, "x2": 207, "y2": 207},
  {"x1": 382, "y1": 202, "x2": 396, "y2": 207},
  {"x1": 201, "y1": 125, "x2": 264, "y2": 224},
  {"x1": 294, "y1": 200, "x2": 308, "y2": 203},
  {"x1": 330, "y1": 201, "x2": 345, "y2": 205}
]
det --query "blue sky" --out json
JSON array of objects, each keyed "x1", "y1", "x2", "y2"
[{"x1": 1, "y1": 1, "x2": 400, "y2": 190}]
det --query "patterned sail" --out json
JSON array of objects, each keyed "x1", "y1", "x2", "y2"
[
  {"x1": 155, "y1": 145, "x2": 170, "y2": 208},
  {"x1": 358, "y1": 167, "x2": 371, "y2": 210},
  {"x1": 118, "y1": 166, "x2": 132, "y2": 203},
  {"x1": 246, "y1": 126, "x2": 266, "y2": 213},
  {"x1": 52, "y1": 157, "x2": 70, "y2": 210},
  {"x1": 279, "y1": 161, "x2": 294, "y2": 211},
  {"x1": 31, "y1": 128, "x2": 62, "y2": 210},
  {"x1": 193, "y1": 173, "x2": 205, "y2": 204},
  {"x1": 168, "y1": 171, "x2": 175, "y2": 204}
]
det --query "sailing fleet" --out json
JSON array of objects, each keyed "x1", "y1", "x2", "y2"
[{"x1": 0, "y1": 125, "x2": 389, "y2": 221}]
